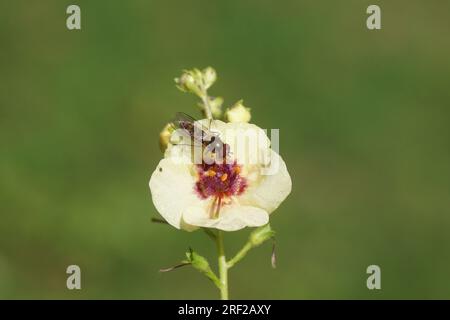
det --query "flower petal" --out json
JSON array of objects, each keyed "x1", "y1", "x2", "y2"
[
  {"x1": 237, "y1": 150, "x2": 292, "y2": 214},
  {"x1": 183, "y1": 204, "x2": 269, "y2": 231},
  {"x1": 221, "y1": 122, "x2": 271, "y2": 163},
  {"x1": 149, "y1": 158, "x2": 200, "y2": 229},
  {"x1": 197, "y1": 120, "x2": 271, "y2": 160}
]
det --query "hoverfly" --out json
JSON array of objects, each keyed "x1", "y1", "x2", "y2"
[{"x1": 170, "y1": 112, "x2": 230, "y2": 163}]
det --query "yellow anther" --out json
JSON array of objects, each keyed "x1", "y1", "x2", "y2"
[
  {"x1": 220, "y1": 173, "x2": 228, "y2": 182},
  {"x1": 206, "y1": 170, "x2": 216, "y2": 177},
  {"x1": 233, "y1": 166, "x2": 241, "y2": 174}
]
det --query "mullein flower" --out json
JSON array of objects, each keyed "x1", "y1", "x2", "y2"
[
  {"x1": 150, "y1": 120, "x2": 291, "y2": 231},
  {"x1": 149, "y1": 67, "x2": 292, "y2": 300}
]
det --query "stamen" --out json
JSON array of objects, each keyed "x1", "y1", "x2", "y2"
[
  {"x1": 220, "y1": 173, "x2": 228, "y2": 181},
  {"x1": 214, "y1": 196, "x2": 222, "y2": 219},
  {"x1": 210, "y1": 196, "x2": 222, "y2": 219},
  {"x1": 209, "y1": 197, "x2": 218, "y2": 219},
  {"x1": 205, "y1": 169, "x2": 216, "y2": 177}
]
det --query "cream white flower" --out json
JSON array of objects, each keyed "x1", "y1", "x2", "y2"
[{"x1": 149, "y1": 119, "x2": 291, "y2": 231}]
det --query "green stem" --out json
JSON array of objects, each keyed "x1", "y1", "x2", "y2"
[
  {"x1": 227, "y1": 242, "x2": 253, "y2": 269},
  {"x1": 202, "y1": 95, "x2": 213, "y2": 120},
  {"x1": 216, "y1": 231, "x2": 228, "y2": 300},
  {"x1": 200, "y1": 83, "x2": 213, "y2": 121}
]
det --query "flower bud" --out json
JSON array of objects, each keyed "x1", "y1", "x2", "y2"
[
  {"x1": 225, "y1": 100, "x2": 251, "y2": 123},
  {"x1": 186, "y1": 249, "x2": 209, "y2": 272},
  {"x1": 174, "y1": 70, "x2": 203, "y2": 97},
  {"x1": 249, "y1": 224, "x2": 275, "y2": 247},
  {"x1": 159, "y1": 123, "x2": 174, "y2": 152},
  {"x1": 210, "y1": 96, "x2": 224, "y2": 118},
  {"x1": 186, "y1": 248, "x2": 221, "y2": 288},
  {"x1": 202, "y1": 67, "x2": 217, "y2": 89}
]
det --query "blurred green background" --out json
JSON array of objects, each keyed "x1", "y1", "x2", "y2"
[{"x1": 1, "y1": 0, "x2": 450, "y2": 299}]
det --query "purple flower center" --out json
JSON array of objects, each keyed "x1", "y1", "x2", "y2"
[{"x1": 194, "y1": 162, "x2": 247, "y2": 201}]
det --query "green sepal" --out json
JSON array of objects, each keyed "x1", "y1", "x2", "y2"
[{"x1": 186, "y1": 248, "x2": 222, "y2": 289}]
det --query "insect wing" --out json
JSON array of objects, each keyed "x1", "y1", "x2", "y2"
[{"x1": 173, "y1": 112, "x2": 210, "y2": 141}]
